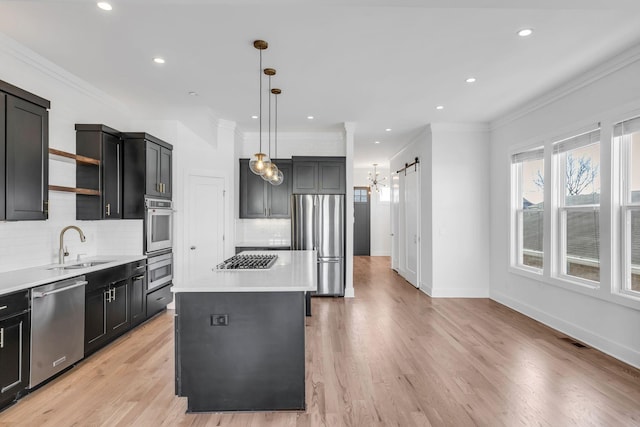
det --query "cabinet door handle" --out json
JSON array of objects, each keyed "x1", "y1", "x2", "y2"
[
  {"x1": 105, "y1": 289, "x2": 112, "y2": 303},
  {"x1": 0, "y1": 305, "x2": 7, "y2": 311},
  {"x1": 106, "y1": 203, "x2": 111, "y2": 216},
  {"x1": 0, "y1": 327, "x2": 4, "y2": 349},
  {"x1": 111, "y1": 288, "x2": 116, "y2": 301},
  {"x1": 133, "y1": 275, "x2": 145, "y2": 281},
  {"x1": 157, "y1": 183, "x2": 161, "y2": 193}
]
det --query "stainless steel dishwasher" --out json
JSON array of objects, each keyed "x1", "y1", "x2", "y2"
[{"x1": 30, "y1": 276, "x2": 87, "y2": 388}]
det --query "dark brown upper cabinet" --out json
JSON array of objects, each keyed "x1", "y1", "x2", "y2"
[
  {"x1": 122, "y1": 133, "x2": 172, "y2": 219},
  {"x1": 75, "y1": 124, "x2": 123, "y2": 220},
  {"x1": 239, "y1": 159, "x2": 292, "y2": 219},
  {"x1": 0, "y1": 79, "x2": 50, "y2": 221},
  {"x1": 292, "y1": 156, "x2": 345, "y2": 194}
]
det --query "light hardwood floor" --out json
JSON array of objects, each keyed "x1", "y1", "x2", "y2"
[{"x1": 1, "y1": 256, "x2": 639, "y2": 426}]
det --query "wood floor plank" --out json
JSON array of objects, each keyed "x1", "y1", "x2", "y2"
[{"x1": 1, "y1": 256, "x2": 639, "y2": 426}]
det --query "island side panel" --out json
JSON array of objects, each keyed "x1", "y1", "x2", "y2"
[{"x1": 176, "y1": 291, "x2": 306, "y2": 412}]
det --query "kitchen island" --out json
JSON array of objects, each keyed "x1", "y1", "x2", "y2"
[{"x1": 172, "y1": 250, "x2": 317, "y2": 413}]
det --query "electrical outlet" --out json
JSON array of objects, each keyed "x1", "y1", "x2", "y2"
[{"x1": 211, "y1": 314, "x2": 229, "y2": 326}]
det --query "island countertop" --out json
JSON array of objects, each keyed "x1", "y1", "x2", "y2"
[{"x1": 171, "y1": 250, "x2": 317, "y2": 293}]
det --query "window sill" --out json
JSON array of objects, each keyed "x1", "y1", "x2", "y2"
[{"x1": 508, "y1": 266, "x2": 640, "y2": 312}]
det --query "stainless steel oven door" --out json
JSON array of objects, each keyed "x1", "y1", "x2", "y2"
[
  {"x1": 147, "y1": 252, "x2": 173, "y2": 290},
  {"x1": 146, "y1": 207, "x2": 173, "y2": 253}
]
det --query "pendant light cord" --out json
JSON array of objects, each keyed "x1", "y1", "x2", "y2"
[
  {"x1": 275, "y1": 92, "x2": 278, "y2": 159},
  {"x1": 268, "y1": 74, "x2": 272, "y2": 158},
  {"x1": 259, "y1": 48, "x2": 263, "y2": 154}
]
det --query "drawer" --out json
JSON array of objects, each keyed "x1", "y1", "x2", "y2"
[
  {"x1": 0, "y1": 290, "x2": 29, "y2": 319},
  {"x1": 147, "y1": 283, "x2": 172, "y2": 318},
  {"x1": 85, "y1": 265, "x2": 129, "y2": 293},
  {"x1": 129, "y1": 259, "x2": 147, "y2": 276}
]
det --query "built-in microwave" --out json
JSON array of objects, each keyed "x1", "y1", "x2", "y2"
[
  {"x1": 145, "y1": 198, "x2": 173, "y2": 254},
  {"x1": 147, "y1": 252, "x2": 173, "y2": 291}
]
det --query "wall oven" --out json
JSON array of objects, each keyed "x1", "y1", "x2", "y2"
[
  {"x1": 145, "y1": 198, "x2": 173, "y2": 254},
  {"x1": 147, "y1": 252, "x2": 173, "y2": 291}
]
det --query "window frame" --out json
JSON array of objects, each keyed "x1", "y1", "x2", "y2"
[
  {"x1": 552, "y1": 130, "x2": 602, "y2": 288},
  {"x1": 510, "y1": 146, "x2": 545, "y2": 274},
  {"x1": 616, "y1": 118, "x2": 640, "y2": 298}
]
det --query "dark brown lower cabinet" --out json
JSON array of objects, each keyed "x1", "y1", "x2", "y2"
[
  {"x1": 0, "y1": 291, "x2": 30, "y2": 410},
  {"x1": 84, "y1": 266, "x2": 130, "y2": 356},
  {"x1": 130, "y1": 271, "x2": 147, "y2": 328}
]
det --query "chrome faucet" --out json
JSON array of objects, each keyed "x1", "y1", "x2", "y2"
[{"x1": 59, "y1": 226, "x2": 86, "y2": 264}]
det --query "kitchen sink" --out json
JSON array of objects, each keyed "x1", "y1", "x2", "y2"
[{"x1": 48, "y1": 260, "x2": 113, "y2": 270}]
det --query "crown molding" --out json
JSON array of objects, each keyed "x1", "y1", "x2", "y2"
[
  {"x1": 429, "y1": 122, "x2": 490, "y2": 133},
  {"x1": 491, "y1": 42, "x2": 640, "y2": 131},
  {"x1": 0, "y1": 32, "x2": 129, "y2": 114}
]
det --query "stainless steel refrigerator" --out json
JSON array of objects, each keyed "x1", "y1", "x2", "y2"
[{"x1": 291, "y1": 194, "x2": 345, "y2": 296}]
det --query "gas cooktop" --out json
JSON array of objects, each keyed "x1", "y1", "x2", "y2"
[{"x1": 215, "y1": 254, "x2": 278, "y2": 271}]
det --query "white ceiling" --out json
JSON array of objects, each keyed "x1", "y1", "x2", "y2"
[{"x1": 1, "y1": 1, "x2": 640, "y2": 168}]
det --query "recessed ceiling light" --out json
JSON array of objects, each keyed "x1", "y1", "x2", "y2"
[
  {"x1": 436, "y1": 105, "x2": 444, "y2": 110},
  {"x1": 374, "y1": 141, "x2": 380, "y2": 144},
  {"x1": 188, "y1": 91, "x2": 198, "y2": 96},
  {"x1": 153, "y1": 57, "x2": 165, "y2": 64},
  {"x1": 517, "y1": 28, "x2": 533, "y2": 37},
  {"x1": 385, "y1": 128, "x2": 392, "y2": 132},
  {"x1": 251, "y1": 115, "x2": 259, "y2": 119},
  {"x1": 307, "y1": 116, "x2": 314, "y2": 120},
  {"x1": 466, "y1": 77, "x2": 477, "y2": 83},
  {"x1": 97, "y1": 2, "x2": 112, "y2": 11}
]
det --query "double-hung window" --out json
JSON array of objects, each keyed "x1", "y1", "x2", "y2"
[
  {"x1": 512, "y1": 148, "x2": 545, "y2": 271},
  {"x1": 615, "y1": 116, "x2": 640, "y2": 295},
  {"x1": 553, "y1": 129, "x2": 601, "y2": 284}
]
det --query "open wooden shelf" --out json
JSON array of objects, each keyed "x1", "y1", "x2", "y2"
[
  {"x1": 49, "y1": 148, "x2": 100, "y2": 166},
  {"x1": 49, "y1": 185, "x2": 100, "y2": 196}
]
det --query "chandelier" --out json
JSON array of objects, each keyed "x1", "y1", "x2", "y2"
[{"x1": 368, "y1": 164, "x2": 386, "y2": 193}]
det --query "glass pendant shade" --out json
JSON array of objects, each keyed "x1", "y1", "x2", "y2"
[
  {"x1": 270, "y1": 169, "x2": 284, "y2": 186},
  {"x1": 261, "y1": 163, "x2": 279, "y2": 181},
  {"x1": 249, "y1": 153, "x2": 271, "y2": 175}
]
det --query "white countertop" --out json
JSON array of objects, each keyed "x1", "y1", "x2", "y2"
[
  {"x1": 172, "y1": 250, "x2": 317, "y2": 293},
  {"x1": 235, "y1": 240, "x2": 291, "y2": 247},
  {"x1": 0, "y1": 255, "x2": 146, "y2": 296}
]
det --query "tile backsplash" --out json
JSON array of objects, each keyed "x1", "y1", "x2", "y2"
[
  {"x1": 235, "y1": 218, "x2": 291, "y2": 245},
  {"x1": 0, "y1": 191, "x2": 142, "y2": 273}
]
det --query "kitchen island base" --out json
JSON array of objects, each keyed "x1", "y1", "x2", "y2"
[{"x1": 175, "y1": 291, "x2": 305, "y2": 413}]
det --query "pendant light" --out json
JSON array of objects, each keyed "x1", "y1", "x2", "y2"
[
  {"x1": 270, "y1": 87, "x2": 284, "y2": 186},
  {"x1": 249, "y1": 40, "x2": 272, "y2": 176},
  {"x1": 262, "y1": 67, "x2": 279, "y2": 182}
]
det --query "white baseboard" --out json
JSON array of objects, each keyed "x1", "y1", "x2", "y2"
[
  {"x1": 491, "y1": 291, "x2": 640, "y2": 369},
  {"x1": 420, "y1": 282, "x2": 489, "y2": 298},
  {"x1": 344, "y1": 286, "x2": 355, "y2": 298}
]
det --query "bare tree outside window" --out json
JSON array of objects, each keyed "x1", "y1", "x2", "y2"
[{"x1": 534, "y1": 153, "x2": 599, "y2": 196}]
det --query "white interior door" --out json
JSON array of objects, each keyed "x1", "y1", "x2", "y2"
[
  {"x1": 390, "y1": 173, "x2": 400, "y2": 270},
  {"x1": 187, "y1": 174, "x2": 225, "y2": 281}
]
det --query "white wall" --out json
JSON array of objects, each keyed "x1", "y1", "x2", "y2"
[
  {"x1": 390, "y1": 124, "x2": 490, "y2": 298},
  {"x1": 0, "y1": 33, "x2": 142, "y2": 272},
  {"x1": 490, "y1": 45, "x2": 640, "y2": 368},
  {"x1": 431, "y1": 123, "x2": 490, "y2": 297},
  {"x1": 353, "y1": 167, "x2": 391, "y2": 256}
]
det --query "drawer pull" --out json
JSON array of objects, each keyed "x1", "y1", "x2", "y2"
[
  {"x1": 0, "y1": 305, "x2": 7, "y2": 311},
  {"x1": 156, "y1": 296, "x2": 166, "y2": 301},
  {"x1": 0, "y1": 327, "x2": 4, "y2": 348}
]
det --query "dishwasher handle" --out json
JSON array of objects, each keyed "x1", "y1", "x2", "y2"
[{"x1": 32, "y1": 280, "x2": 88, "y2": 298}]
